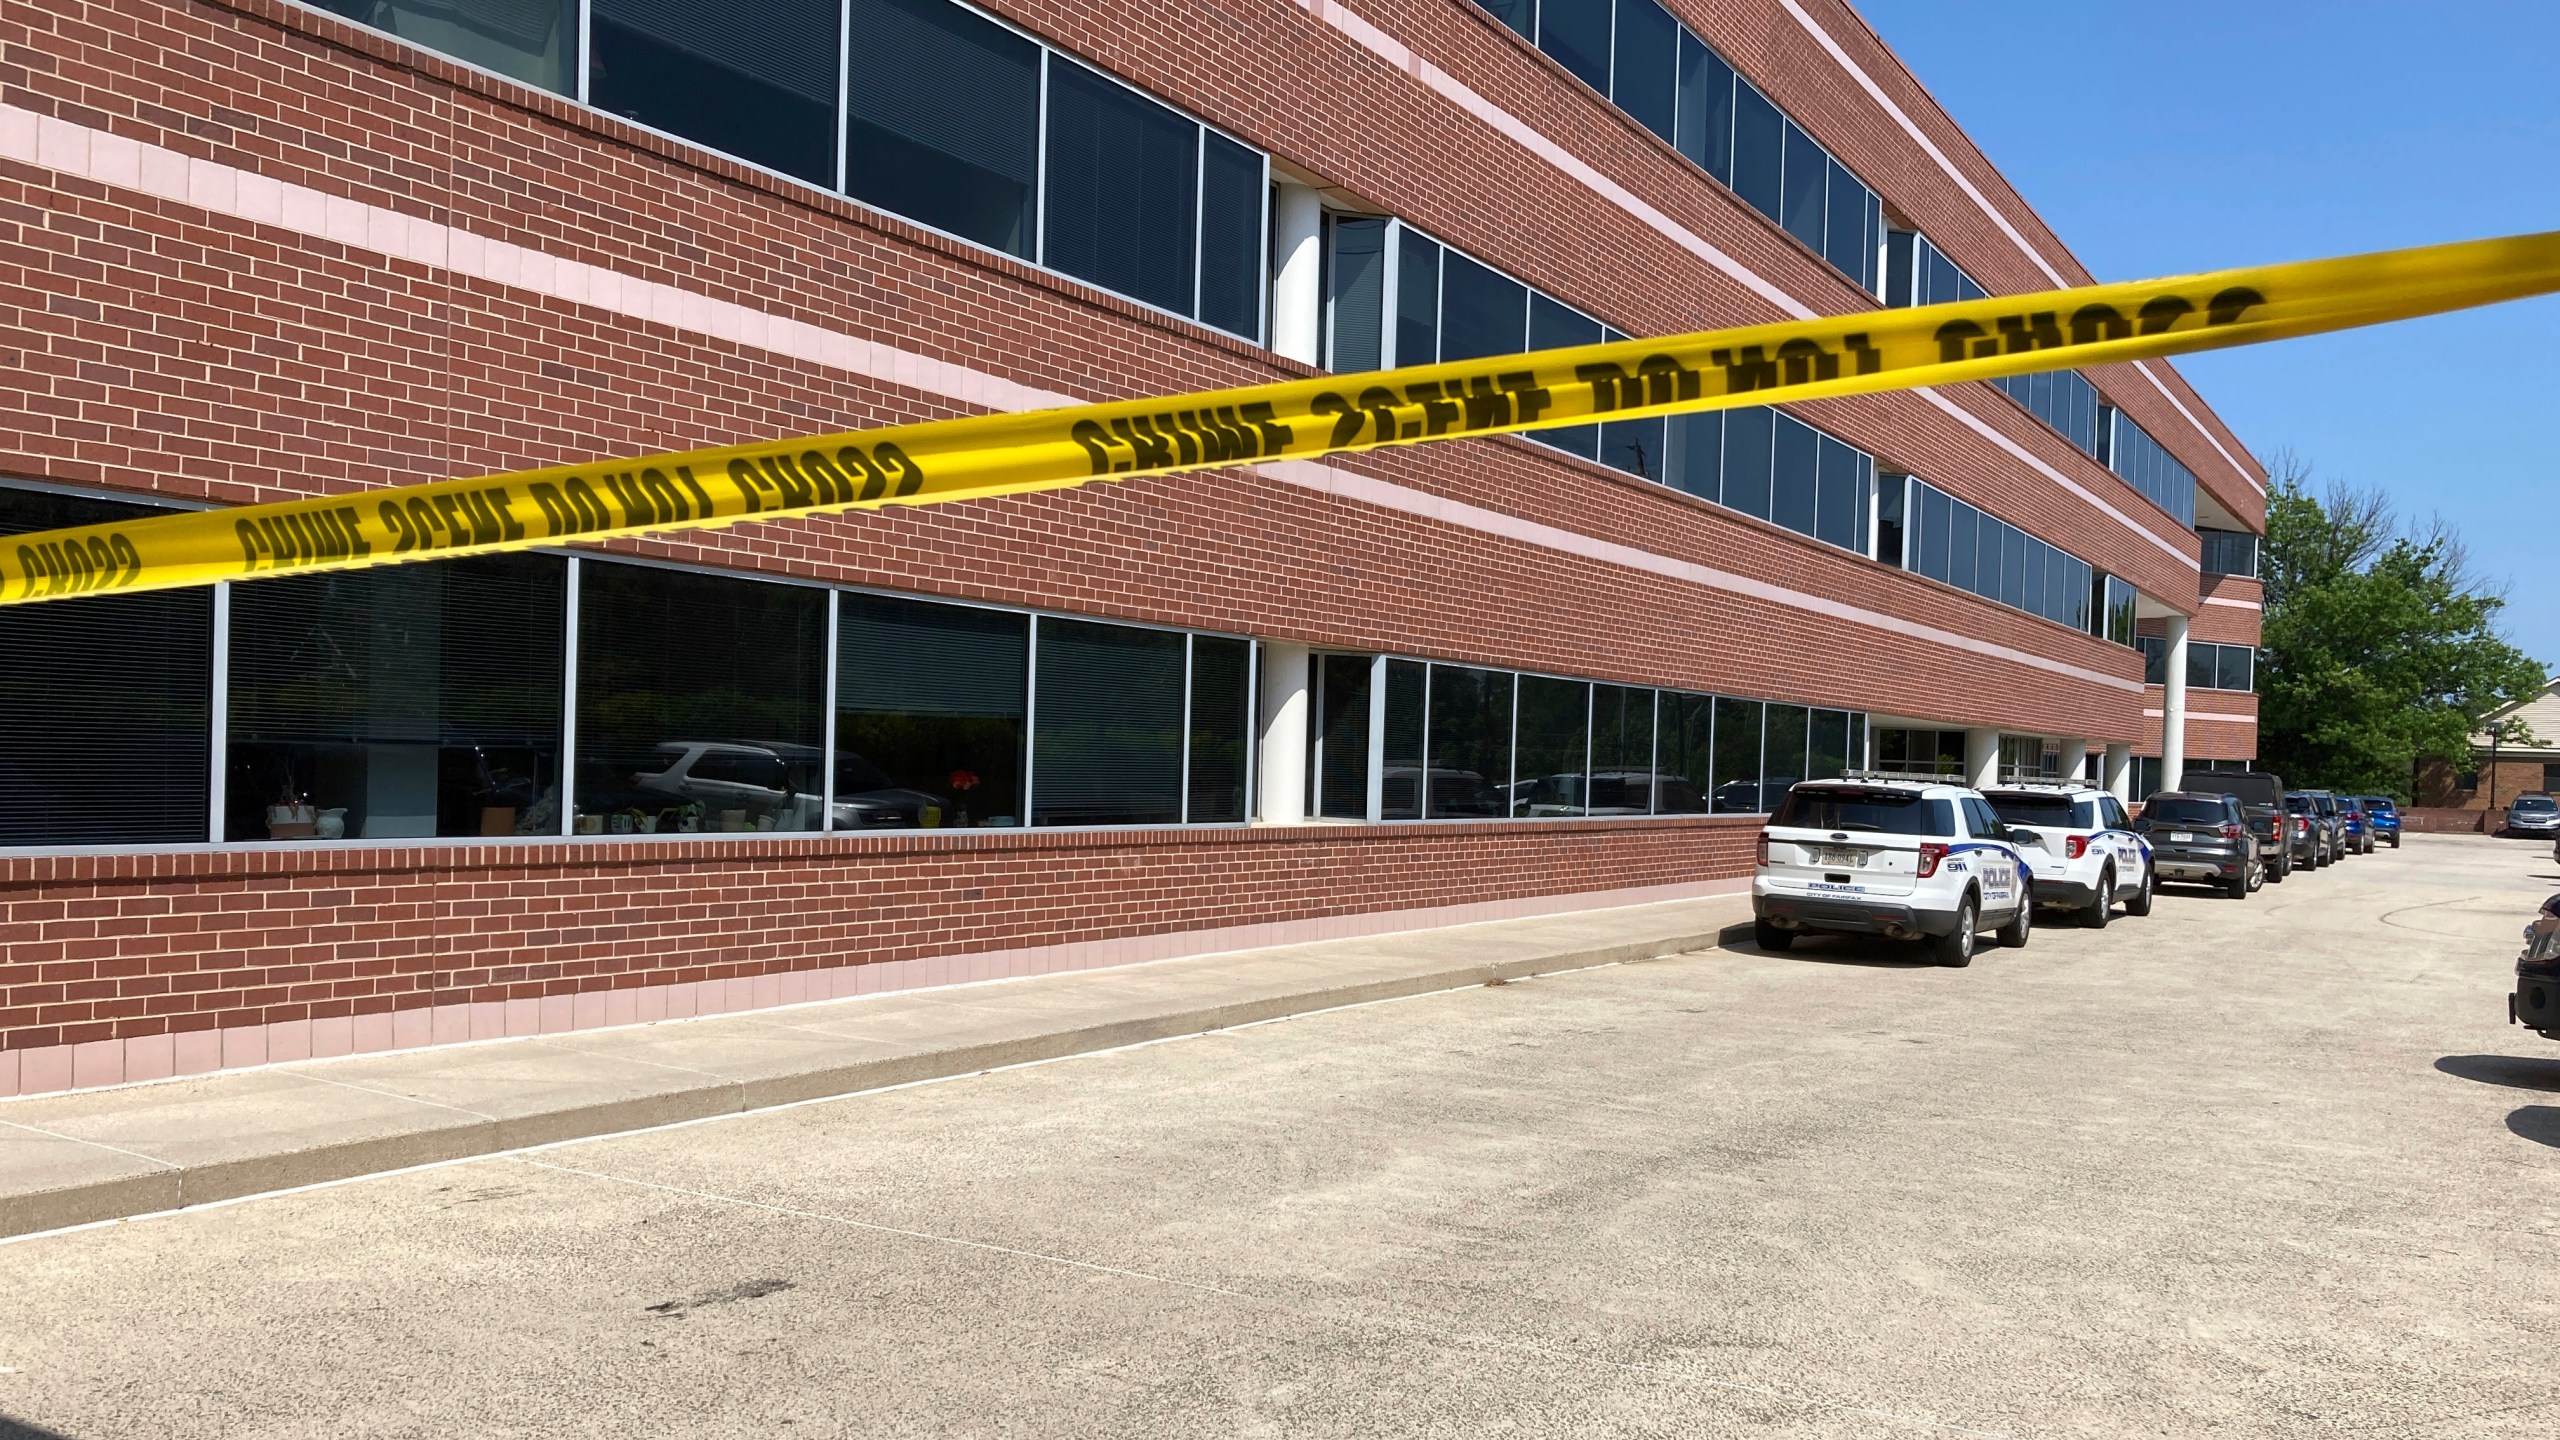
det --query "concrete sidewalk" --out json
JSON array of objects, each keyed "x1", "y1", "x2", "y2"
[{"x1": 0, "y1": 892, "x2": 1753, "y2": 1239}]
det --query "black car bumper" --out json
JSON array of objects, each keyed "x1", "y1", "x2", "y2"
[
  {"x1": 1755, "y1": 894, "x2": 1958, "y2": 938},
  {"x1": 2031, "y1": 875, "x2": 2100, "y2": 907}
]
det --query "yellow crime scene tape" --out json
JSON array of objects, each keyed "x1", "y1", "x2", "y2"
[{"x1": 7, "y1": 229, "x2": 2559, "y2": 608}]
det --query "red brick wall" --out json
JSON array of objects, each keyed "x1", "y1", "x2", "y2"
[{"x1": 0, "y1": 818, "x2": 1756, "y2": 1054}]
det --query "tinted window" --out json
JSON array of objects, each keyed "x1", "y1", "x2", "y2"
[
  {"x1": 1591, "y1": 685, "x2": 1654, "y2": 815},
  {"x1": 1762, "y1": 703, "x2": 1808, "y2": 801},
  {"x1": 315, "y1": 0, "x2": 575, "y2": 94},
  {"x1": 1327, "y1": 217, "x2": 1387, "y2": 372},
  {"x1": 1711, "y1": 697, "x2": 1763, "y2": 811},
  {"x1": 1814, "y1": 434, "x2": 1861, "y2": 551},
  {"x1": 1379, "y1": 659, "x2": 1426, "y2": 821},
  {"x1": 2147, "y1": 797, "x2": 2232, "y2": 825},
  {"x1": 1721, "y1": 405, "x2": 1774, "y2": 520},
  {"x1": 1779, "y1": 121, "x2": 1827, "y2": 253},
  {"x1": 1425, "y1": 665, "x2": 1511, "y2": 818},
  {"x1": 836, "y1": 592, "x2": 1027, "y2": 829},
  {"x1": 1512, "y1": 676, "x2": 1591, "y2": 818},
  {"x1": 1045, "y1": 61, "x2": 1197, "y2": 316},
  {"x1": 1479, "y1": 0, "x2": 1535, "y2": 39},
  {"x1": 845, "y1": 0, "x2": 1040, "y2": 257},
  {"x1": 1527, "y1": 296, "x2": 1602, "y2": 458},
  {"x1": 591, "y1": 0, "x2": 841, "y2": 185},
  {"x1": 1187, "y1": 637, "x2": 1252, "y2": 823},
  {"x1": 1612, "y1": 0, "x2": 1678, "y2": 143},
  {"x1": 2216, "y1": 645, "x2": 2253, "y2": 692},
  {"x1": 1033, "y1": 618, "x2": 1184, "y2": 826},
  {"x1": 229, "y1": 553, "x2": 565, "y2": 842},
  {"x1": 576, "y1": 562, "x2": 825, "y2": 833},
  {"x1": 1438, "y1": 250, "x2": 1528, "y2": 362},
  {"x1": 1771, "y1": 789, "x2": 1950, "y2": 837},
  {"x1": 1667, "y1": 410, "x2": 1723, "y2": 501},
  {"x1": 1730, "y1": 81, "x2": 1783, "y2": 218},
  {"x1": 1537, "y1": 0, "x2": 1613, "y2": 93},
  {"x1": 1771, "y1": 412, "x2": 1818, "y2": 536},
  {"x1": 1197, "y1": 132, "x2": 1265, "y2": 339},
  {"x1": 1807, "y1": 708, "x2": 1849, "y2": 782},
  {"x1": 1673, "y1": 34, "x2": 1734, "y2": 181},
  {"x1": 1315, "y1": 652, "x2": 1372, "y2": 820},
  {"x1": 1654, "y1": 690, "x2": 1713, "y2": 815},
  {"x1": 1395, "y1": 228, "x2": 1442, "y2": 366},
  {"x1": 2516, "y1": 797, "x2": 2559, "y2": 814},
  {"x1": 1988, "y1": 795, "x2": 2078, "y2": 827},
  {"x1": 0, "y1": 488, "x2": 211, "y2": 846}
]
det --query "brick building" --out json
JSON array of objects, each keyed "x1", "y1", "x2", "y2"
[
  {"x1": 2414, "y1": 676, "x2": 2560, "y2": 814},
  {"x1": 0, "y1": 0, "x2": 2263, "y2": 1094}
]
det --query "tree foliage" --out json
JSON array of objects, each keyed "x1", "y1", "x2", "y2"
[{"x1": 2255, "y1": 453, "x2": 2546, "y2": 797}]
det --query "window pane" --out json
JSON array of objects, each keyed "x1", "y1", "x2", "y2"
[
  {"x1": 1813, "y1": 435, "x2": 1859, "y2": 550},
  {"x1": 845, "y1": 0, "x2": 1039, "y2": 256},
  {"x1": 1779, "y1": 121, "x2": 1827, "y2": 254},
  {"x1": 1808, "y1": 709, "x2": 1849, "y2": 781},
  {"x1": 1527, "y1": 295, "x2": 1601, "y2": 457},
  {"x1": 2217, "y1": 645, "x2": 2253, "y2": 692},
  {"x1": 1977, "y1": 518, "x2": 2005, "y2": 604},
  {"x1": 1032, "y1": 617, "x2": 1184, "y2": 826},
  {"x1": 1847, "y1": 712, "x2": 1867, "y2": 772},
  {"x1": 1710, "y1": 697, "x2": 1762, "y2": 811},
  {"x1": 590, "y1": 0, "x2": 840, "y2": 185},
  {"x1": 230, "y1": 555, "x2": 564, "y2": 842},
  {"x1": 2185, "y1": 640, "x2": 2215, "y2": 690},
  {"x1": 0, "y1": 488, "x2": 210, "y2": 846},
  {"x1": 1673, "y1": 33, "x2": 1735, "y2": 182},
  {"x1": 1188, "y1": 636, "x2": 1252, "y2": 822},
  {"x1": 1859, "y1": 190, "x2": 1882, "y2": 292},
  {"x1": 1425, "y1": 665, "x2": 1510, "y2": 818},
  {"x1": 837, "y1": 592, "x2": 1026, "y2": 830},
  {"x1": 1480, "y1": 0, "x2": 1535, "y2": 41},
  {"x1": 1731, "y1": 81, "x2": 1784, "y2": 220},
  {"x1": 1884, "y1": 229, "x2": 1916, "y2": 306},
  {"x1": 2001, "y1": 524, "x2": 2027, "y2": 609},
  {"x1": 1512, "y1": 675, "x2": 1590, "y2": 818},
  {"x1": 1761, "y1": 702, "x2": 1808, "y2": 803},
  {"x1": 576, "y1": 562, "x2": 825, "y2": 834},
  {"x1": 1590, "y1": 684, "x2": 1654, "y2": 814},
  {"x1": 1924, "y1": 245, "x2": 1960, "y2": 309},
  {"x1": 1721, "y1": 404, "x2": 1774, "y2": 520},
  {"x1": 2021, "y1": 541, "x2": 2048, "y2": 621},
  {"x1": 1876, "y1": 472, "x2": 1907, "y2": 567},
  {"x1": 1653, "y1": 691, "x2": 1712, "y2": 813},
  {"x1": 316, "y1": 0, "x2": 574, "y2": 94},
  {"x1": 1537, "y1": 0, "x2": 1612, "y2": 93},
  {"x1": 1197, "y1": 132, "x2": 1264, "y2": 339},
  {"x1": 1395, "y1": 227, "x2": 1441, "y2": 366},
  {"x1": 1948, "y1": 500, "x2": 1978, "y2": 594},
  {"x1": 1770, "y1": 412, "x2": 1818, "y2": 537},
  {"x1": 1600, "y1": 416, "x2": 1666, "y2": 481},
  {"x1": 1381, "y1": 658, "x2": 1426, "y2": 820},
  {"x1": 1667, "y1": 410, "x2": 1722, "y2": 501},
  {"x1": 1852, "y1": 453, "x2": 1874, "y2": 555},
  {"x1": 1328, "y1": 216, "x2": 1388, "y2": 372},
  {"x1": 1822, "y1": 157, "x2": 1866, "y2": 277},
  {"x1": 1439, "y1": 250, "x2": 1528, "y2": 362},
  {"x1": 1045, "y1": 62, "x2": 1198, "y2": 316},
  {"x1": 1612, "y1": 0, "x2": 1678, "y2": 142},
  {"x1": 1315, "y1": 652, "x2": 1372, "y2": 820}
]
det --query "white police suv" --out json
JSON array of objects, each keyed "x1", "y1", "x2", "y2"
[
  {"x1": 1751, "y1": 775, "x2": 2032, "y2": 967},
  {"x1": 1982, "y1": 782, "x2": 2155, "y2": 929}
]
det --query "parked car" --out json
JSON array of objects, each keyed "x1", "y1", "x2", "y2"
[
  {"x1": 2297, "y1": 789, "x2": 2350, "y2": 862},
  {"x1": 2354, "y1": 795, "x2": 2403, "y2": 849},
  {"x1": 2512, "y1": 893, "x2": 2560, "y2": 1043},
  {"x1": 2180, "y1": 770, "x2": 2294, "y2": 881},
  {"x1": 2338, "y1": 796, "x2": 2375, "y2": 855},
  {"x1": 2506, "y1": 793, "x2": 2560, "y2": 840},
  {"x1": 1752, "y1": 777, "x2": 2032, "y2": 967},
  {"x1": 2133, "y1": 791, "x2": 2262, "y2": 898},
  {"x1": 2283, "y1": 793, "x2": 2335, "y2": 868},
  {"x1": 1984, "y1": 782, "x2": 2155, "y2": 926}
]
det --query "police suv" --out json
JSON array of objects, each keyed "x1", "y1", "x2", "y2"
[
  {"x1": 1982, "y1": 782, "x2": 2156, "y2": 928},
  {"x1": 1751, "y1": 774, "x2": 2033, "y2": 968}
]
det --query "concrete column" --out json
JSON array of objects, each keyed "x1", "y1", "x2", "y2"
[
  {"x1": 1270, "y1": 183, "x2": 1325, "y2": 367},
  {"x1": 2161, "y1": 614, "x2": 2190, "y2": 794},
  {"x1": 2104, "y1": 743, "x2": 2134, "y2": 802},
  {"x1": 1963, "y1": 727, "x2": 2001, "y2": 792},
  {"x1": 1256, "y1": 643, "x2": 1311, "y2": 825},
  {"x1": 2059, "y1": 737, "x2": 2091, "y2": 784}
]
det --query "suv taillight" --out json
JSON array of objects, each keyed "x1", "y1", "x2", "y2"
[
  {"x1": 2294, "y1": 816, "x2": 2309, "y2": 836},
  {"x1": 2064, "y1": 835, "x2": 2088, "y2": 860},
  {"x1": 1917, "y1": 842, "x2": 1947, "y2": 878},
  {"x1": 1756, "y1": 830, "x2": 1769, "y2": 865},
  {"x1": 2222, "y1": 823, "x2": 2242, "y2": 841}
]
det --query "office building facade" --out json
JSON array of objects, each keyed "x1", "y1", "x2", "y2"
[{"x1": 0, "y1": 0, "x2": 2261, "y2": 1093}]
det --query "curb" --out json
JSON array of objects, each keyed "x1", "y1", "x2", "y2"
[{"x1": 5, "y1": 920, "x2": 1743, "y2": 1240}]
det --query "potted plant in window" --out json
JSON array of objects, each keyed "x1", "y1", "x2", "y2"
[{"x1": 949, "y1": 769, "x2": 980, "y2": 828}]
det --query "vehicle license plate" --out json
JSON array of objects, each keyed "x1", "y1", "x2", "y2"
[
  {"x1": 1817, "y1": 847, "x2": 1869, "y2": 867},
  {"x1": 2169, "y1": 831, "x2": 2194, "y2": 842}
]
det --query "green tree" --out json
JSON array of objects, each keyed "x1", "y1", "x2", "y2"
[{"x1": 2256, "y1": 454, "x2": 2546, "y2": 797}]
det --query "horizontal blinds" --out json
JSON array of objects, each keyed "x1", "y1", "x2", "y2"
[
  {"x1": 1032, "y1": 618, "x2": 1181, "y2": 826},
  {"x1": 0, "y1": 488, "x2": 211, "y2": 845},
  {"x1": 578, "y1": 560, "x2": 826, "y2": 767},
  {"x1": 837, "y1": 593, "x2": 1027, "y2": 718},
  {"x1": 848, "y1": 0, "x2": 1040, "y2": 185},
  {"x1": 227, "y1": 554, "x2": 565, "y2": 746}
]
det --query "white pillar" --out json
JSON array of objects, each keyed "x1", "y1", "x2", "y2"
[
  {"x1": 1270, "y1": 183, "x2": 1324, "y2": 367},
  {"x1": 2059, "y1": 737, "x2": 2091, "y2": 784},
  {"x1": 1257, "y1": 643, "x2": 1311, "y2": 824},
  {"x1": 2104, "y1": 743, "x2": 2134, "y2": 802},
  {"x1": 2161, "y1": 614, "x2": 2190, "y2": 794},
  {"x1": 1963, "y1": 727, "x2": 2001, "y2": 792}
]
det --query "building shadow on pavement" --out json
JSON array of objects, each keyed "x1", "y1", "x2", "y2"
[
  {"x1": 2508, "y1": 1106, "x2": 2560, "y2": 1148},
  {"x1": 0, "y1": 1416, "x2": 73, "y2": 1439},
  {"x1": 1715, "y1": 929, "x2": 1936, "y2": 969},
  {"x1": 2435, "y1": 1054, "x2": 2560, "y2": 1092}
]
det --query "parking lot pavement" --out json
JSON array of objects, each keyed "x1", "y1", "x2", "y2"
[{"x1": 3, "y1": 834, "x2": 2556, "y2": 1439}]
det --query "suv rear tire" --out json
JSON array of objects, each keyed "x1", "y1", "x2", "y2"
[
  {"x1": 2079, "y1": 869, "x2": 2113, "y2": 929},
  {"x1": 2225, "y1": 868, "x2": 2251, "y2": 900},
  {"x1": 1753, "y1": 920, "x2": 1795, "y2": 953},
  {"x1": 1932, "y1": 897, "x2": 1977, "y2": 968},
  {"x1": 1995, "y1": 897, "x2": 2032, "y2": 949},
  {"x1": 2124, "y1": 866, "x2": 2155, "y2": 917}
]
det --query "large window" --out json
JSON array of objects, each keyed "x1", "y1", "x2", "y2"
[
  {"x1": 1885, "y1": 230, "x2": 2102, "y2": 459},
  {"x1": 2199, "y1": 528, "x2": 2259, "y2": 579},
  {"x1": 1031, "y1": 618, "x2": 1184, "y2": 827},
  {"x1": 2104, "y1": 409, "x2": 2200, "y2": 527},
  {"x1": 575, "y1": 562, "x2": 827, "y2": 834},
  {"x1": 1475, "y1": 0, "x2": 1878, "y2": 289},
  {"x1": 228, "y1": 555, "x2": 566, "y2": 841},
  {"x1": 1512, "y1": 675, "x2": 1592, "y2": 817},
  {"x1": 1892, "y1": 476, "x2": 2095, "y2": 633},
  {"x1": 1424, "y1": 665, "x2": 1513, "y2": 819},
  {"x1": 1873, "y1": 727, "x2": 1965, "y2": 777},
  {"x1": 836, "y1": 592, "x2": 1027, "y2": 828},
  {"x1": 0, "y1": 487, "x2": 212, "y2": 846},
  {"x1": 308, "y1": 0, "x2": 1268, "y2": 339}
]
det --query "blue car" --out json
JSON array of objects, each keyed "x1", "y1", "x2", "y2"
[
  {"x1": 2356, "y1": 795, "x2": 2403, "y2": 849},
  {"x1": 2338, "y1": 797, "x2": 2375, "y2": 856}
]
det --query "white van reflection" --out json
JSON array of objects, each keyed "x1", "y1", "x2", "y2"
[{"x1": 628, "y1": 741, "x2": 945, "y2": 830}]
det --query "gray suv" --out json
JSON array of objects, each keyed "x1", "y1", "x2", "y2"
[
  {"x1": 2297, "y1": 789, "x2": 2350, "y2": 863},
  {"x1": 2135, "y1": 791, "x2": 2262, "y2": 898},
  {"x1": 2506, "y1": 793, "x2": 2560, "y2": 840}
]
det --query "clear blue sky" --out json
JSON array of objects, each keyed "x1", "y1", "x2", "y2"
[{"x1": 1855, "y1": 0, "x2": 2560, "y2": 670}]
